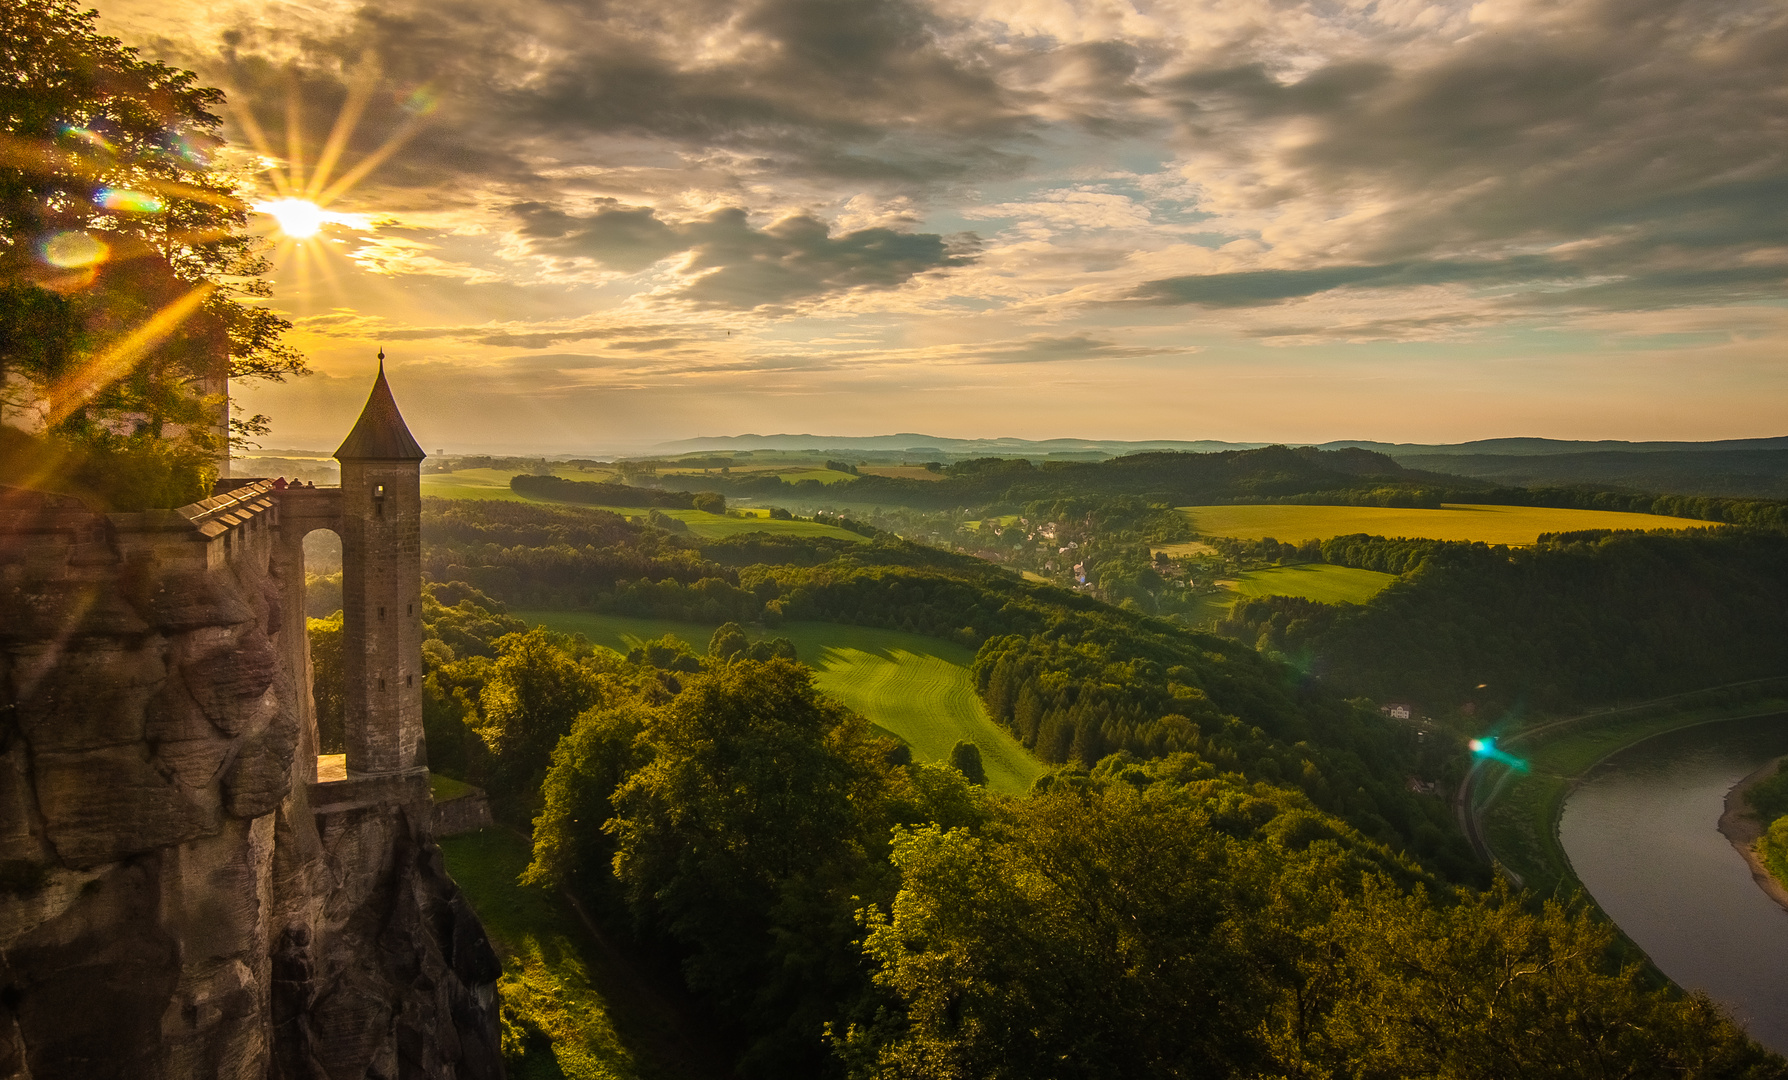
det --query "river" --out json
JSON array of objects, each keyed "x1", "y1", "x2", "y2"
[{"x1": 1558, "y1": 714, "x2": 1788, "y2": 1053}]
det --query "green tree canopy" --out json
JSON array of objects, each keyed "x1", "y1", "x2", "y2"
[
  {"x1": 1, "y1": 0, "x2": 305, "y2": 506},
  {"x1": 606, "y1": 658, "x2": 900, "y2": 1075},
  {"x1": 477, "y1": 628, "x2": 607, "y2": 791},
  {"x1": 852, "y1": 771, "x2": 1777, "y2": 1080}
]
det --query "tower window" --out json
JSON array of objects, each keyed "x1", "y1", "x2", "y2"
[
  {"x1": 378, "y1": 678, "x2": 386, "y2": 691},
  {"x1": 378, "y1": 606, "x2": 386, "y2": 620},
  {"x1": 407, "y1": 604, "x2": 413, "y2": 616},
  {"x1": 374, "y1": 484, "x2": 385, "y2": 499},
  {"x1": 406, "y1": 674, "x2": 414, "y2": 687}
]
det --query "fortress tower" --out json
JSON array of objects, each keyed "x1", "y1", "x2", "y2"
[{"x1": 334, "y1": 353, "x2": 427, "y2": 776}]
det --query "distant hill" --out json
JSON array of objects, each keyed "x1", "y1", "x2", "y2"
[
  {"x1": 649, "y1": 433, "x2": 1271, "y2": 457},
  {"x1": 1390, "y1": 449, "x2": 1788, "y2": 499},
  {"x1": 703, "y1": 444, "x2": 1467, "y2": 509},
  {"x1": 1322, "y1": 435, "x2": 1788, "y2": 457},
  {"x1": 651, "y1": 433, "x2": 1788, "y2": 499}
]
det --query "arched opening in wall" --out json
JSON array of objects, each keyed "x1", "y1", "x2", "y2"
[{"x1": 302, "y1": 529, "x2": 348, "y2": 762}]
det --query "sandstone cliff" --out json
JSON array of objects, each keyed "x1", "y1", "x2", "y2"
[{"x1": 0, "y1": 486, "x2": 503, "y2": 1079}]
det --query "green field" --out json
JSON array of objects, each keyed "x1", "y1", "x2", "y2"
[
  {"x1": 1178, "y1": 563, "x2": 1398, "y2": 626},
  {"x1": 1181, "y1": 503, "x2": 1716, "y2": 546},
  {"x1": 610, "y1": 507, "x2": 864, "y2": 541},
  {"x1": 420, "y1": 470, "x2": 864, "y2": 541},
  {"x1": 421, "y1": 468, "x2": 534, "y2": 501},
  {"x1": 439, "y1": 828, "x2": 723, "y2": 1080},
  {"x1": 516, "y1": 611, "x2": 1045, "y2": 795},
  {"x1": 1228, "y1": 564, "x2": 1397, "y2": 605}
]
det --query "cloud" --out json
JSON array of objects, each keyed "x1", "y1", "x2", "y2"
[
  {"x1": 1148, "y1": 0, "x2": 1788, "y2": 314},
  {"x1": 511, "y1": 202, "x2": 976, "y2": 308},
  {"x1": 1131, "y1": 257, "x2": 1572, "y2": 307},
  {"x1": 512, "y1": 201, "x2": 681, "y2": 273},
  {"x1": 106, "y1": 0, "x2": 1788, "y2": 359}
]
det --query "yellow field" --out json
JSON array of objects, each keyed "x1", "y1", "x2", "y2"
[
  {"x1": 1151, "y1": 540, "x2": 1218, "y2": 558},
  {"x1": 1181, "y1": 503, "x2": 1716, "y2": 546},
  {"x1": 661, "y1": 465, "x2": 856, "y2": 485},
  {"x1": 859, "y1": 466, "x2": 946, "y2": 481}
]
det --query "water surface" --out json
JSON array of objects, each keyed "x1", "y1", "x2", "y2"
[{"x1": 1558, "y1": 714, "x2": 1788, "y2": 1052}]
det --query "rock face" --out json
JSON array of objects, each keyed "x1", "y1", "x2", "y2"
[{"x1": 0, "y1": 486, "x2": 503, "y2": 1079}]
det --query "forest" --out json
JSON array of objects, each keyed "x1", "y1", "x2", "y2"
[
  {"x1": 1215, "y1": 529, "x2": 1788, "y2": 717},
  {"x1": 298, "y1": 493, "x2": 1788, "y2": 1077}
]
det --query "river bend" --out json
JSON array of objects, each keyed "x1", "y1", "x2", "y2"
[{"x1": 1558, "y1": 714, "x2": 1788, "y2": 1053}]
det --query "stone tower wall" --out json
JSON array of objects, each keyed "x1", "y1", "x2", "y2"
[{"x1": 337, "y1": 460, "x2": 425, "y2": 776}]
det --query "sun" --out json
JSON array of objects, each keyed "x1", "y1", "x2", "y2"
[
  {"x1": 257, "y1": 197, "x2": 327, "y2": 238},
  {"x1": 229, "y1": 68, "x2": 432, "y2": 294}
]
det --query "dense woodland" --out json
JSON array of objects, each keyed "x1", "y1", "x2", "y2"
[
  {"x1": 295, "y1": 490, "x2": 1788, "y2": 1077},
  {"x1": 682, "y1": 444, "x2": 1465, "y2": 509},
  {"x1": 1216, "y1": 529, "x2": 1788, "y2": 717}
]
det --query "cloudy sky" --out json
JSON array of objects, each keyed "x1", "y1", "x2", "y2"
[{"x1": 95, "y1": 0, "x2": 1788, "y2": 452}]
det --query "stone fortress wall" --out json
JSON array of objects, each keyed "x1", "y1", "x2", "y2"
[{"x1": 0, "y1": 370, "x2": 502, "y2": 1079}]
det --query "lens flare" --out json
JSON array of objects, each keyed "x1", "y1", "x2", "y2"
[
  {"x1": 41, "y1": 231, "x2": 110, "y2": 268},
  {"x1": 1469, "y1": 736, "x2": 1528, "y2": 771},
  {"x1": 258, "y1": 198, "x2": 327, "y2": 238},
  {"x1": 63, "y1": 126, "x2": 114, "y2": 152},
  {"x1": 95, "y1": 187, "x2": 165, "y2": 213},
  {"x1": 400, "y1": 86, "x2": 439, "y2": 117}
]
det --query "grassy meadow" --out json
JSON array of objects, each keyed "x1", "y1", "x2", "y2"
[
  {"x1": 516, "y1": 611, "x2": 1045, "y2": 795},
  {"x1": 421, "y1": 467, "x2": 618, "y2": 501},
  {"x1": 1227, "y1": 563, "x2": 1397, "y2": 605},
  {"x1": 1181, "y1": 503, "x2": 1716, "y2": 546},
  {"x1": 1177, "y1": 563, "x2": 1399, "y2": 627}
]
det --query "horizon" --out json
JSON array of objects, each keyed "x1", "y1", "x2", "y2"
[{"x1": 237, "y1": 427, "x2": 1788, "y2": 461}]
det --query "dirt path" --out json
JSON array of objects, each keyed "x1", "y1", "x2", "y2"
[{"x1": 1718, "y1": 755, "x2": 1788, "y2": 913}]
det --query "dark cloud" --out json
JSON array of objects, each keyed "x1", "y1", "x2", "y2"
[
  {"x1": 1132, "y1": 253, "x2": 1788, "y2": 313},
  {"x1": 136, "y1": 0, "x2": 1788, "y2": 323},
  {"x1": 1132, "y1": 257, "x2": 1569, "y2": 307},
  {"x1": 1165, "y1": 0, "x2": 1788, "y2": 287},
  {"x1": 512, "y1": 202, "x2": 975, "y2": 308},
  {"x1": 513, "y1": 201, "x2": 681, "y2": 273},
  {"x1": 193, "y1": 0, "x2": 1039, "y2": 199}
]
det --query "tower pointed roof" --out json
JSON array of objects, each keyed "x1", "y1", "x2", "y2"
[{"x1": 334, "y1": 353, "x2": 426, "y2": 462}]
